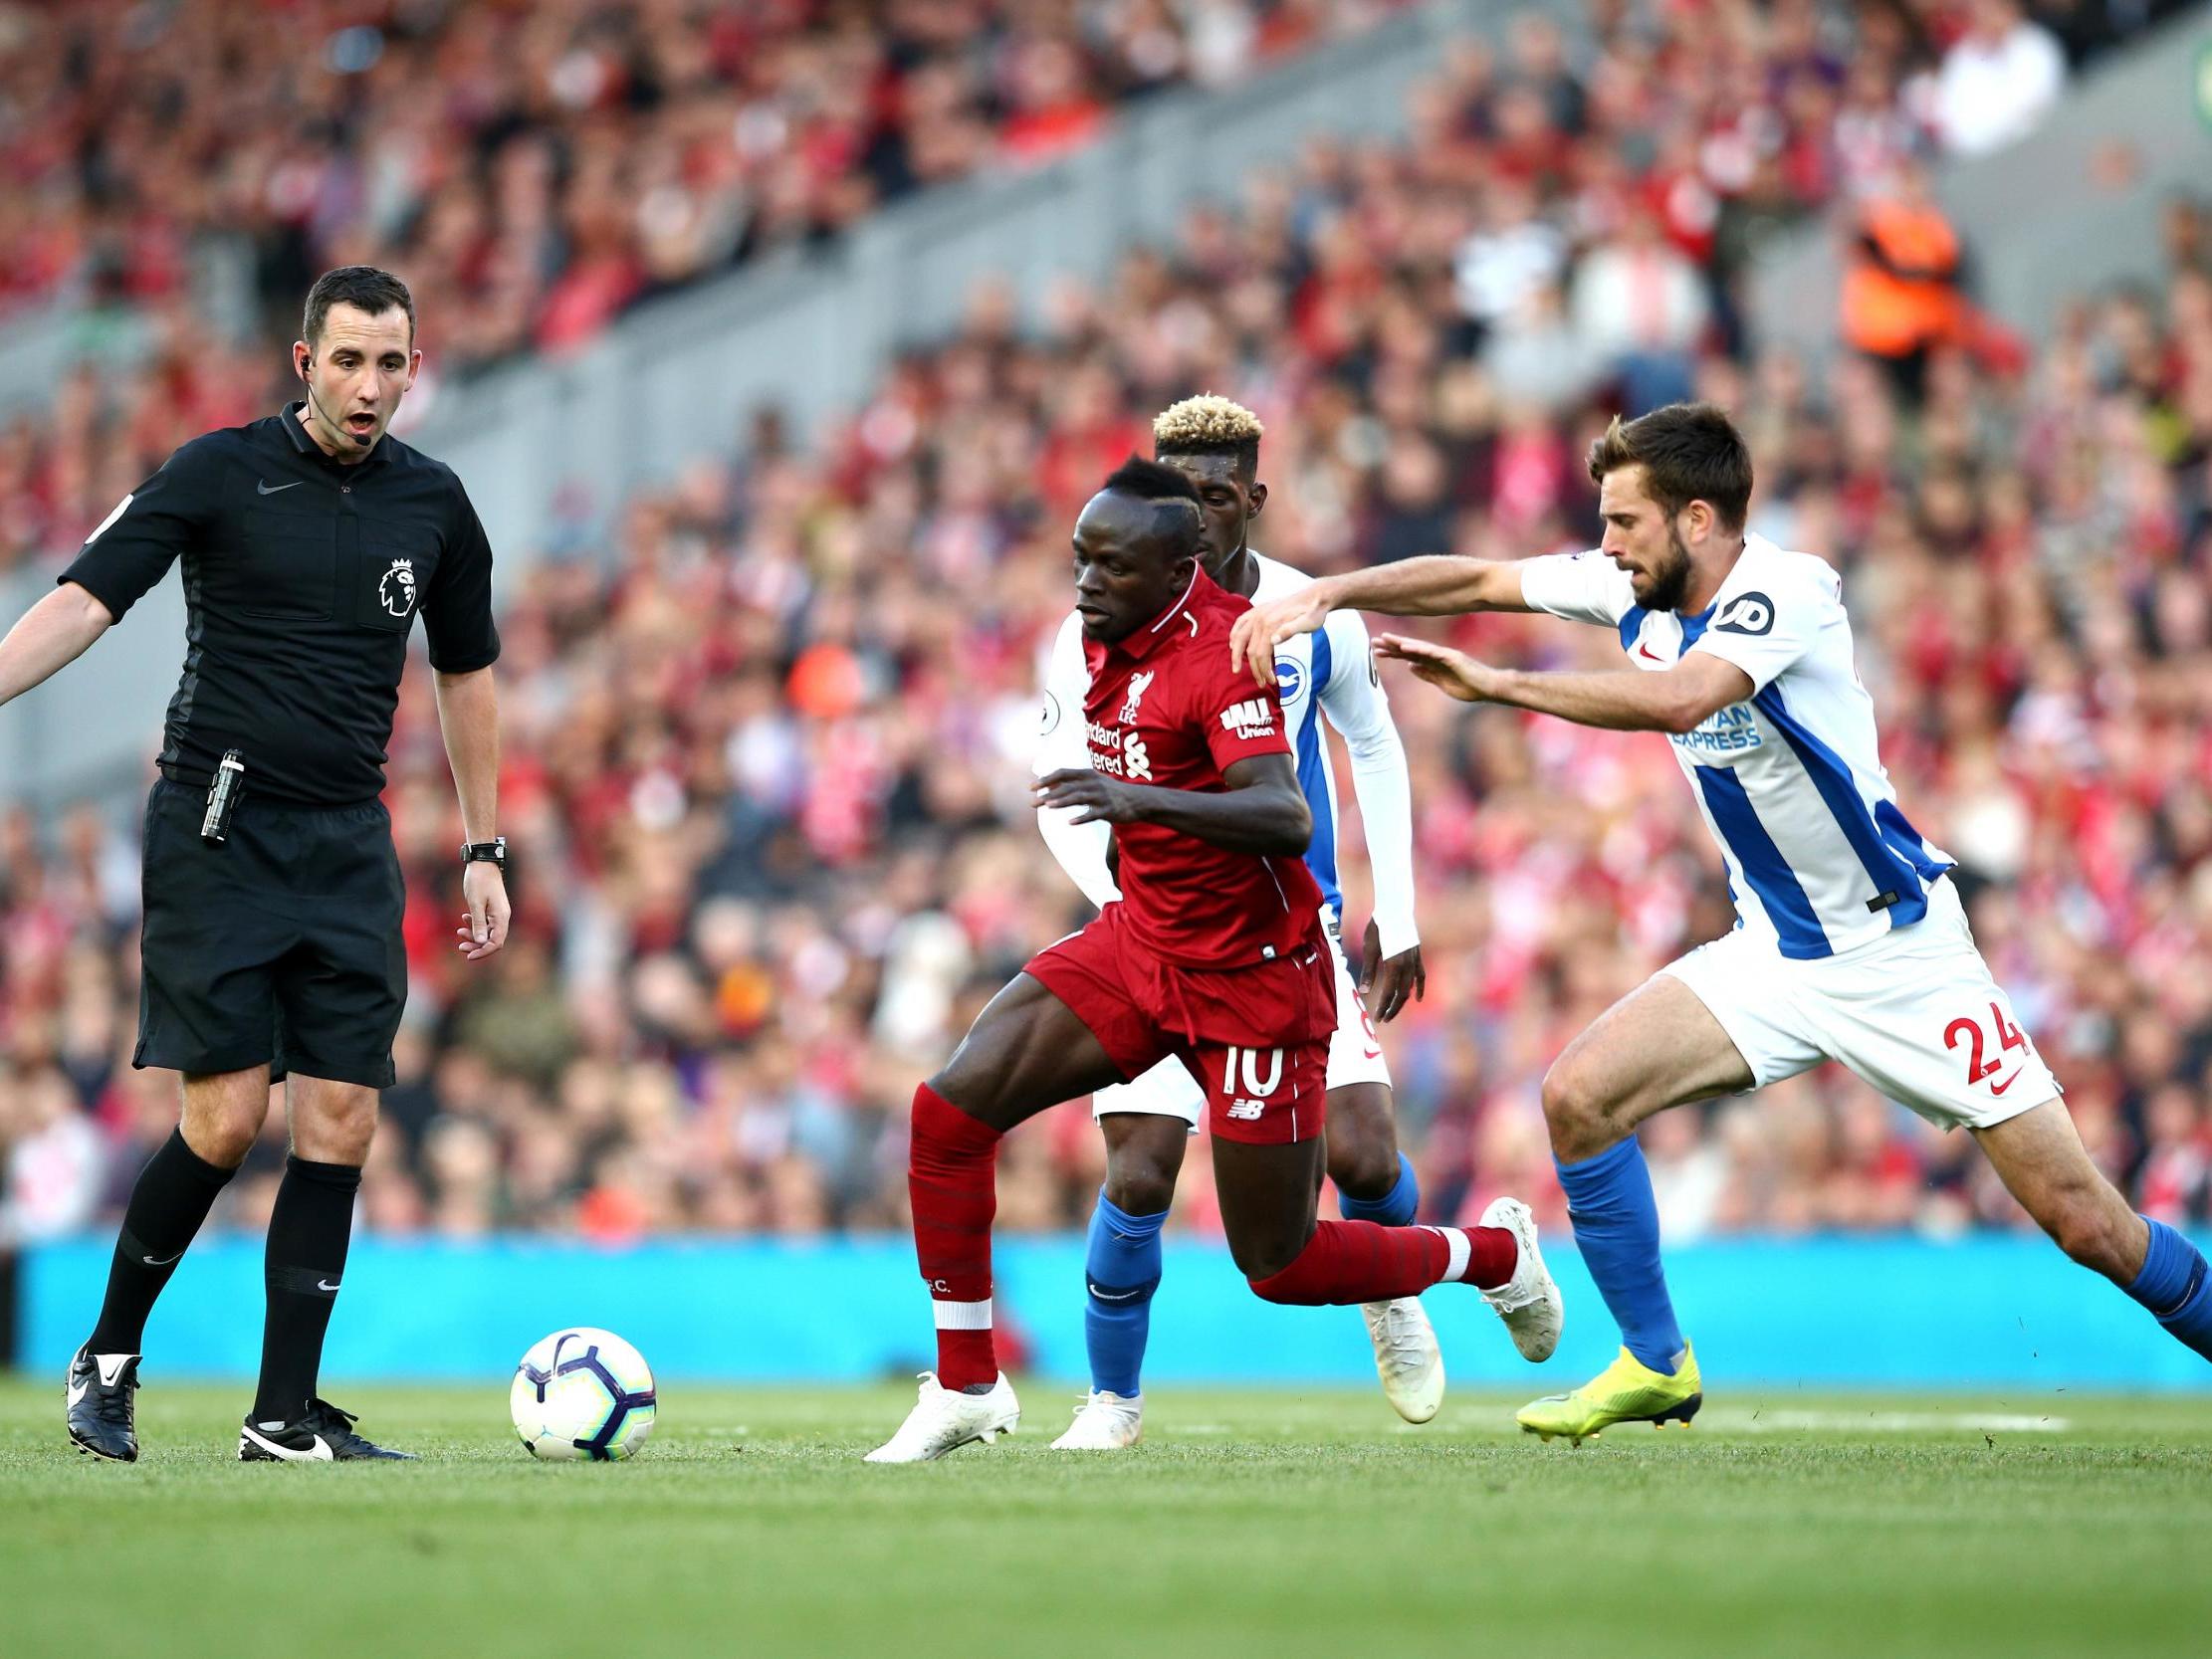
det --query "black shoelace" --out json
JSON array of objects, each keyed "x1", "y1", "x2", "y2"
[
  {"x1": 304, "y1": 1399, "x2": 375, "y2": 1450},
  {"x1": 91, "y1": 1375, "x2": 136, "y2": 1425}
]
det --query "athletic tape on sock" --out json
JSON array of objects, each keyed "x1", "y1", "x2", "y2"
[
  {"x1": 932, "y1": 1298, "x2": 993, "y2": 1332},
  {"x1": 1434, "y1": 1225, "x2": 1470, "y2": 1283}
]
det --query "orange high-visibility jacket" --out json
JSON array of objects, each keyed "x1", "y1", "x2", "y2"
[{"x1": 1842, "y1": 198, "x2": 1963, "y2": 358}]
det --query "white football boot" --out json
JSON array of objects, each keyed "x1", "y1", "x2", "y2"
[
  {"x1": 1361, "y1": 1298, "x2": 1445, "y2": 1424},
  {"x1": 1478, "y1": 1195, "x2": 1563, "y2": 1361},
  {"x1": 1049, "y1": 1389, "x2": 1143, "y2": 1451},
  {"x1": 864, "y1": 1372, "x2": 1020, "y2": 1463}
]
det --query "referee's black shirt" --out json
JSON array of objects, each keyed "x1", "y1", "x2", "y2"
[{"x1": 61, "y1": 402, "x2": 501, "y2": 807}]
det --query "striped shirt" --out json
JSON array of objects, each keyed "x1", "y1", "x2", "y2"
[{"x1": 1520, "y1": 536, "x2": 1953, "y2": 960}]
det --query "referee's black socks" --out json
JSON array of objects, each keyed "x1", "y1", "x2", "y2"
[
  {"x1": 252, "y1": 1156, "x2": 362, "y2": 1425},
  {"x1": 88, "y1": 1128, "x2": 237, "y2": 1354}
]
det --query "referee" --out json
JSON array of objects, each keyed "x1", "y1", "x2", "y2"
[{"x1": 0, "y1": 267, "x2": 509, "y2": 1462}]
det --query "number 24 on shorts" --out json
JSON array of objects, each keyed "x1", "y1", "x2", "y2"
[{"x1": 1945, "y1": 1001, "x2": 2031, "y2": 1093}]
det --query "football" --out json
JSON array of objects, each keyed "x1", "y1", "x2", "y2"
[{"x1": 510, "y1": 1329, "x2": 658, "y2": 1461}]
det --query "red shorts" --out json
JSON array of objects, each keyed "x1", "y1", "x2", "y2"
[{"x1": 1025, "y1": 905, "x2": 1334, "y2": 1145}]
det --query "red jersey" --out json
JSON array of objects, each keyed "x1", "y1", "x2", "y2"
[{"x1": 1082, "y1": 568, "x2": 1326, "y2": 968}]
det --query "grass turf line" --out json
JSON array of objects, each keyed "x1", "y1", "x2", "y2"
[{"x1": 4, "y1": 1377, "x2": 2208, "y2": 1659}]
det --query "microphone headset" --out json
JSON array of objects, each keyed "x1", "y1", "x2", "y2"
[{"x1": 299, "y1": 354, "x2": 373, "y2": 448}]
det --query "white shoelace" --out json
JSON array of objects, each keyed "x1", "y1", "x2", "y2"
[{"x1": 1381, "y1": 1306, "x2": 1432, "y2": 1369}]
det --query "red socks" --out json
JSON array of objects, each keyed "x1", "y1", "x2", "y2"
[
  {"x1": 1460, "y1": 1222, "x2": 1519, "y2": 1290},
  {"x1": 908, "y1": 1083, "x2": 1003, "y2": 1390},
  {"x1": 911, "y1": 1074, "x2": 1519, "y2": 1367},
  {"x1": 1248, "y1": 1221, "x2": 1517, "y2": 1305}
]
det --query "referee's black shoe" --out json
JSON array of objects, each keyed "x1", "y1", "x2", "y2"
[
  {"x1": 238, "y1": 1399, "x2": 414, "y2": 1462},
  {"x1": 67, "y1": 1346, "x2": 142, "y2": 1462}
]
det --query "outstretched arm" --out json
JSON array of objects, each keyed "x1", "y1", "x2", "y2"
[
  {"x1": 1375, "y1": 633, "x2": 1752, "y2": 734},
  {"x1": 1230, "y1": 557, "x2": 1532, "y2": 686},
  {"x1": 1031, "y1": 752, "x2": 1311, "y2": 858},
  {"x1": 0, "y1": 583, "x2": 114, "y2": 708}
]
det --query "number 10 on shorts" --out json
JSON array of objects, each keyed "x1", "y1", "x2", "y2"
[
  {"x1": 1222, "y1": 1046, "x2": 1285, "y2": 1120},
  {"x1": 1945, "y1": 1001, "x2": 2030, "y2": 1093}
]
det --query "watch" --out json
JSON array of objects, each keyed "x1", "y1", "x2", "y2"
[{"x1": 462, "y1": 837, "x2": 508, "y2": 871}]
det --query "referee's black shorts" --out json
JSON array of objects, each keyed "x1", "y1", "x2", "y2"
[{"x1": 134, "y1": 776, "x2": 406, "y2": 1089}]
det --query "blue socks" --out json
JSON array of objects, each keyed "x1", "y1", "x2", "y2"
[
  {"x1": 1337, "y1": 1152, "x2": 1421, "y2": 1227},
  {"x1": 1083, "y1": 1191, "x2": 1166, "y2": 1396},
  {"x1": 1557, "y1": 1138, "x2": 1684, "y2": 1374},
  {"x1": 2125, "y1": 1217, "x2": 2212, "y2": 1361},
  {"x1": 1082, "y1": 1159, "x2": 1415, "y2": 1396}
]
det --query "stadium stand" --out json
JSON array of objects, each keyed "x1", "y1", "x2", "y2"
[{"x1": 1, "y1": 2, "x2": 2207, "y2": 1253}]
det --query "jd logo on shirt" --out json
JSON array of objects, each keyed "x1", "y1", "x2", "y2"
[
  {"x1": 379, "y1": 558, "x2": 418, "y2": 618},
  {"x1": 1713, "y1": 592, "x2": 1774, "y2": 636}
]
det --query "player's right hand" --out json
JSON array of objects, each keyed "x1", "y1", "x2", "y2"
[{"x1": 1229, "y1": 589, "x2": 1331, "y2": 687}]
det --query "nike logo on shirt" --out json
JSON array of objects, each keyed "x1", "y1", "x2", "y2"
[
  {"x1": 256, "y1": 479, "x2": 304, "y2": 495},
  {"x1": 1989, "y1": 1070, "x2": 2023, "y2": 1097},
  {"x1": 317, "y1": 1279, "x2": 341, "y2": 1293},
  {"x1": 1637, "y1": 644, "x2": 1665, "y2": 663},
  {"x1": 141, "y1": 1250, "x2": 183, "y2": 1266}
]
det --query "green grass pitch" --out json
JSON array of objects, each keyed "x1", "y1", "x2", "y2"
[{"x1": 4, "y1": 1376, "x2": 2208, "y2": 1658}]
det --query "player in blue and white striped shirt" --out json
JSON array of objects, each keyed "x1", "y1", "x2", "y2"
[{"x1": 1234, "y1": 402, "x2": 2212, "y2": 1439}]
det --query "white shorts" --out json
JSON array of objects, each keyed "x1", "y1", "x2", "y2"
[
  {"x1": 1092, "y1": 913, "x2": 1393, "y2": 1126},
  {"x1": 1660, "y1": 878, "x2": 2059, "y2": 1132}
]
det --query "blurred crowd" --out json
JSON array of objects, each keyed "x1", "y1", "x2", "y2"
[
  {"x1": 0, "y1": 0, "x2": 1404, "y2": 560},
  {"x1": 5, "y1": 1, "x2": 2212, "y2": 1249},
  {"x1": 2, "y1": 0, "x2": 1397, "y2": 319},
  {"x1": 4, "y1": 0, "x2": 2193, "y2": 569}
]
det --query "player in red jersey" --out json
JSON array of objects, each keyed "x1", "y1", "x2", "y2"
[{"x1": 867, "y1": 459, "x2": 1559, "y2": 1462}]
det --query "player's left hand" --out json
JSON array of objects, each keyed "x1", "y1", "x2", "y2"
[
  {"x1": 1361, "y1": 917, "x2": 1427, "y2": 1023},
  {"x1": 1033, "y1": 768, "x2": 1146, "y2": 826},
  {"x1": 456, "y1": 861, "x2": 511, "y2": 961},
  {"x1": 1373, "y1": 634, "x2": 1498, "y2": 703}
]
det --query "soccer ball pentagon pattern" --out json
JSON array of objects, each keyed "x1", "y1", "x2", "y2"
[{"x1": 510, "y1": 1328, "x2": 658, "y2": 1461}]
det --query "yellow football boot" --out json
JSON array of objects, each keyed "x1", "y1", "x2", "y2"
[{"x1": 1516, "y1": 1343, "x2": 1701, "y2": 1446}]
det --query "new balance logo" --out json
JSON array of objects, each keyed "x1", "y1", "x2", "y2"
[
  {"x1": 1225, "y1": 1100, "x2": 1266, "y2": 1121},
  {"x1": 256, "y1": 479, "x2": 304, "y2": 496},
  {"x1": 1219, "y1": 698, "x2": 1276, "y2": 740}
]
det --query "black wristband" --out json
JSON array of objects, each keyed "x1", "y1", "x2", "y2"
[{"x1": 462, "y1": 837, "x2": 507, "y2": 871}]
